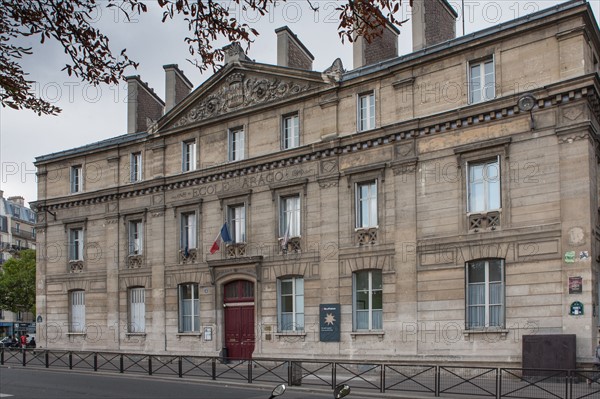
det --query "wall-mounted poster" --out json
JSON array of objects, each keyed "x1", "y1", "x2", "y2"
[
  {"x1": 569, "y1": 277, "x2": 582, "y2": 294},
  {"x1": 320, "y1": 303, "x2": 340, "y2": 342}
]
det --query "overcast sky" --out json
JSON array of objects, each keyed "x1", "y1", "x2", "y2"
[{"x1": 1, "y1": 0, "x2": 599, "y2": 206}]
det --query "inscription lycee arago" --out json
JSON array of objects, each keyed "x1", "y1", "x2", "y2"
[{"x1": 168, "y1": 166, "x2": 315, "y2": 201}]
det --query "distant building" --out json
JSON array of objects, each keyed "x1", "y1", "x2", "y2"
[
  {"x1": 34, "y1": 0, "x2": 600, "y2": 366},
  {"x1": 0, "y1": 190, "x2": 36, "y2": 338}
]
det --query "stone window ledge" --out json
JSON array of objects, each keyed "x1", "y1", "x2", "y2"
[
  {"x1": 66, "y1": 332, "x2": 87, "y2": 336},
  {"x1": 274, "y1": 332, "x2": 306, "y2": 337},
  {"x1": 463, "y1": 329, "x2": 509, "y2": 337},
  {"x1": 176, "y1": 333, "x2": 202, "y2": 338},
  {"x1": 126, "y1": 333, "x2": 147, "y2": 337},
  {"x1": 350, "y1": 331, "x2": 385, "y2": 341}
]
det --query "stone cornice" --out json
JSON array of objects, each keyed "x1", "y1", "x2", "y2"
[{"x1": 34, "y1": 82, "x2": 600, "y2": 212}]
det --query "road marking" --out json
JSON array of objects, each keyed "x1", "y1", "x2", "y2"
[{"x1": 0, "y1": 394, "x2": 14, "y2": 398}]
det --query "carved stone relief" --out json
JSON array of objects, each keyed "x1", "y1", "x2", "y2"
[{"x1": 172, "y1": 73, "x2": 313, "y2": 128}]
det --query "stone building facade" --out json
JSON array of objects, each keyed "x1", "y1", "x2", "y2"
[
  {"x1": 0, "y1": 191, "x2": 36, "y2": 338},
  {"x1": 34, "y1": 0, "x2": 600, "y2": 365}
]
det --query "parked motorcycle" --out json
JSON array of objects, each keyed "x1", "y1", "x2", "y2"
[
  {"x1": 333, "y1": 385, "x2": 350, "y2": 398},
  {"x1": 268, "y1": 384, "x2": 350, "y2": 398},
  {"x1": 269, "y1": 384, "x2": 286, "y2": 399}
]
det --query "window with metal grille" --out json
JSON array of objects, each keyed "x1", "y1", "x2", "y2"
[
  {"x1": 129, "y1": 287, "x2": 145, "y2": 333},
  {"x1": 70, "y1": 290, "x2": 85, "y2": 333}
]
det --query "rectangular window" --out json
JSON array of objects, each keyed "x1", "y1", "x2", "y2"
[
  {"x1": 0, "y1": 216, "x2": 7, "y2": 233},
  {"x1": 353, "y1": 270, "x2": 382, "y2": 331},
  {"x1": 15, "y1": 223, "x2": 20, "y2": 233},
  {"x1": 180, "y1": 212, "x2": 197, "y2": 250},
  {"x1": 282, "y1": 114, "x2": 299, "y2": 149},
  {"x1": 468, "y1": 158, "x2": 500, "y2": 213},
  {"x1": 16, "y1": 311, "x2": 23, "y2": 321},
  {"x1": 129, "y1": 287, "x2": 145, "y2": 333},
  {"x1": 70, "y1": 290, "x2": 85, "y2": 333},
  {"x1": 278, "y1": 277, "x2": 304, "y2": 332},
  {"x1": 469, "y1": 58, "x2": 495, "y2": 104},
  {"x1": 130, "y1": 152, "x2": 142, "y2": 182},
  {"x1": 0, "y1": 309, "x2": 4, "y2": 319},
  {"x1": 357, "y1": 92, "x2": 375, "y2": 131},
  {"x1": 466, "y1": 259, "x2": 505, "y2": 329},
  {"x1": 182, "y1": 140, "x2": 197, "y2": 172},
  {"x1": 178, "y1": 283, "x2": 199, "y2": 332},
  {"x1": 128, "y1": 220, "x2": 143, "y2": 255},
  {"x1": 228, "y1": 128, "x2": 245, "y2": 162},
  {"x1": 280, "y1": 195, "x2": 300, "y2": 237},
  {"x1": 69, "y1": 228, "x2": 84, "y2": 261},
  {"x1": 356, "y1": 181, "x2": 378, "y2": 228},
  {"x1": 11, "y1": 205, "x2": 20, "y2": 219},
  {"x1": 71, "y1": 165, "x2": 82, "y2": 193},
  {"x1": 228, "y1": 204, "x2": 246, "y2": 243}
]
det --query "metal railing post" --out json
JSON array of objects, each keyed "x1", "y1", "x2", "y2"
[
  {"x1": 380, "y1": 364, "x2": 385, "y2": 393},
  {"x1": 179, "y1": 356, "x2": 183, "y2": 378},
  {"x1": 211, "y1": 357, "x2": 216, "y2": 380},
  {"x1": 435, "y1": 365, "x2": 440, "y2": 397},
  {"x1": 566, "y1": 370, "x2": 570, "y2": 399},
  {"x1": 497, "y1": 368, "x2": 501, "y2": 399},
  {"x1": 119, "y1": 354, "x2": 124, "y2": 373},
  {"x1": 45, "y1": 351, "x2": 49, "y2": 368},
  {"x1": 332, "y1": 362, "x2": 337, "y2": 389},
  {"x1": 22, "y1": 349, "x2": 26, "y2": 366},
  {"x1": 248, "y1": 360, "x2": 252, "y2": 383},
  {"x1": 94, "y1": 353, "x2": 97, "y2": 371},
  {"x1": 1, "y1": 348, "x2": 4, "y2": 365},
  {"x1": 288, "y1": 361, "x2": 293, "y2": 386},
  {"x1": 69, "y1": 352, "x2": 73, "y2": 370},
  {"x1": 148, "y1": 356, "x2": 152, "y2": 375}
]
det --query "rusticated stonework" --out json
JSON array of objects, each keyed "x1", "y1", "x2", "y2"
[{"x1": 172, "y1": 73, "x2": 313, "y2": 128}]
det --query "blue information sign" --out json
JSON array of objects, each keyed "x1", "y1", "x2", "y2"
[{"x1": 320, "y1": 303, "x2": 340, "y2": 342}]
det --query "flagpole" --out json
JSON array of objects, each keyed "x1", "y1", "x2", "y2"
[{"x1": 462, "y1": 0, "x2": 465, "y2": 36}]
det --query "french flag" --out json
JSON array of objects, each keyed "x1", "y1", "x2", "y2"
[{"x1": 210, "y1": 223, "x2": 232, "y2": 254}]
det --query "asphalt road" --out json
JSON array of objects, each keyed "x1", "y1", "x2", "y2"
[{"x1": 0, "y1": 367, "x2": 341, "y2": 399}]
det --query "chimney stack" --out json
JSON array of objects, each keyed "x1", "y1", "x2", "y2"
[
  {"x1": 8, "y1": 196, "x2": 24, "y2": 206},
  {"x1": 163, "y1": 64, "x2": 193, "y2": 113},
  {"x1": 412, "y1": 0, "x2": 458, "y2": 52},
  {"x1": 275, "y1": 26, "x2": 314, "y2": 70},
  {"x1": 353, "y1": 18, "x2": 400, "y2": 69},
  {"x1": 126, "y1": 76, "x2": 165, "y2": 134}
]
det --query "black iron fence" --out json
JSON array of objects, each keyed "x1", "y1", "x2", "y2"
[{"x1": 1, "y1": 348, "x2": 598, "y2": 399}]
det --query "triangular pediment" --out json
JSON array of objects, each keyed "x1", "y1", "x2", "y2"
[{"x1": 160, "y1": 62, "x2": 331, "y2": 132}]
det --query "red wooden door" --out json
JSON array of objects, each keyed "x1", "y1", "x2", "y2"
[{"x1": 224, "y1": 280, "x2": 255, "y2": 360}]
